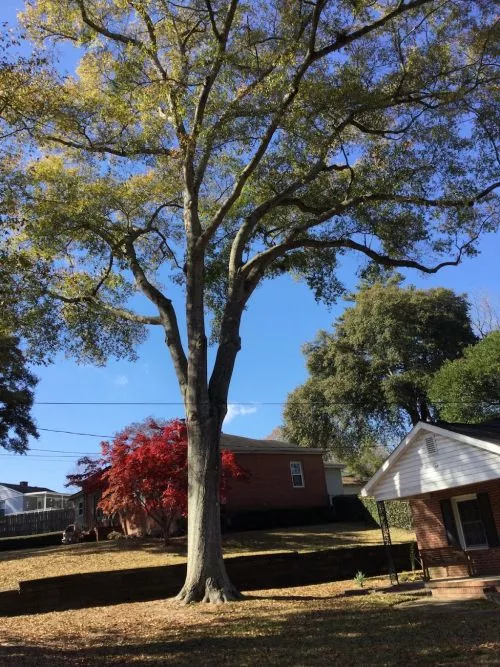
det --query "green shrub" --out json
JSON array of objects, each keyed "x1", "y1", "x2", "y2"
[
  {"x1": 360, "y1": 497, "x2": 413, "y2": 531},
  {"x1": 354, "y1": 571, "x2": 366, "y2": 587}
]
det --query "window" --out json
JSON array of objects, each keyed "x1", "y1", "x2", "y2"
[
  {"x1": 452, "y1": 494, "x2": 488, "y2": 549},
  {"x1": 78, "y1": 501, "x2": 84, "y2": 517},
  {"x1": 290, "y1": 461, "x2": 304, "y2": 488}
]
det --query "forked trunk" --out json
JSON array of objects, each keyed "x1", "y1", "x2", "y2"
[{"x1": 175, "y1": 417, "x2": 243, "y2": 603}]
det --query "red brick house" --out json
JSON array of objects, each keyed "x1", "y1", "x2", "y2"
[
  {"x1": 220, "y1": 433, "x2": 328, "y2": 512},
  {"x1": 362, "y1": 419, "x2": 500, "y2": 598},
  {"x1": 71, "y1": 433, "x2": 328, "y2": 534}
]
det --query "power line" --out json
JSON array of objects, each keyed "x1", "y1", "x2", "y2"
[
  {"x1": 34, "y1": 400, "x2": 494, "y2": 406},
  {"x1": 38, "y1": 427, "x2": 112, "y2": 438}
]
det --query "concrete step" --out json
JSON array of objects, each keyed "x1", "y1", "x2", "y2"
[{"x1": 427, "y1": 576, "x2": 500, "y2": 600}]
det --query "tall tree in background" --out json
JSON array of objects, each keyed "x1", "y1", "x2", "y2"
[
  {"x1": 0, "y1": 334, "x2": 38, "y2": 452},
  {"x1": 283, "y1": 283, "x2": 476, "y2": 455},
  {"x1": 0, "y1": 1, "x2": 498, "y2": 602},
  {"x1": 429, "y1": 331, "x2": 500, "y2": 423}
]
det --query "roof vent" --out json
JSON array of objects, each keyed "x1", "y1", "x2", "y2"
[
  {"x1": 19, "y1": 481, "x2": 28, "y2": 488},
  {"x1": 425, "y1": 436, "x2": 437, "y2": 456}
]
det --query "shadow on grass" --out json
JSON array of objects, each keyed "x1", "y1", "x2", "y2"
[{"x1": 0, "y1": 597, "x2": 497, "y2": 666}]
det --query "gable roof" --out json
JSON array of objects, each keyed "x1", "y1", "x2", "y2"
[
  {"x1": 361, "y1": 419, "x2": 500, "y2": 500},
  {"x1": 220, "y1": 433, "x2": 323, "y2": 454},
  {"x1": 434, "y1": 418, "x2": 500, "y2": 446},
  {"x1": 0, "y1": 482, "x2": 57, "y2": 494}
]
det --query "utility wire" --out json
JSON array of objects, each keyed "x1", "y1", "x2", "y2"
[
  {"x1": 38, "y1": 427, "x2": 112, "y2": 438},
  {"x1": 34, "y1": 400, "x2": 492, "y2": 405}
]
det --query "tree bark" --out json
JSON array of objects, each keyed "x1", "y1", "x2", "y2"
[{"x1": 175, "y1": 414, "x2": 243, "y2": 603}]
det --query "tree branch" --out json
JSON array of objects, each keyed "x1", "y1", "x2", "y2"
[
  {"x1": 201, "y1": 0, "x2": 436, "y2": 247},
  {"x1": 47, "y1": 290, "x2": 163, "y2": 325},
  {"x1": 312, "y1": 0, "x2": 436, "y2": 61},
  {"x1": 44, "y1": 134, "x2": 175, "y2": 158},
  {"x1": 123, "y1": 239, "x2": 188, "y2": 389},
  {"x1": 242, "y1": 235, "x2": 474, "y2": 285}
]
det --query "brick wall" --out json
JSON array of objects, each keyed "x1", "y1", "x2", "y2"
[
  {"x1": 226, "y1": 452, "x2": 328, "y2": 511},
  {"x1": 410, "y1": 478, "x2": 500, "y2": 577}
]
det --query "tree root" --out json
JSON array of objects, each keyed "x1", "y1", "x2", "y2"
[{"x1": 174, "y1": 577, "x2": 245, "y2": 604}]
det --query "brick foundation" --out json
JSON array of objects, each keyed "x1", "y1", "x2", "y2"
[{"x1": 410, "y1": 479, "x2": 500, "y2": 578}]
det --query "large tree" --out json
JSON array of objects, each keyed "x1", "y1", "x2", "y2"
[
  {"x1": 429, "y1": 331, "x2": 500, "y2": 423},
  {"x1": 283, "y1": 283, "x2": 477, "y2": 455},
  {"x1": 0, "y1": 0, "x2": 498, "y2": 602}
]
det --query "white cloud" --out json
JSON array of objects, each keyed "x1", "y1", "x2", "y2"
[
  {"x1": 224, "y1": 404, "x2": 257, "y2": 424},
  {"x1": 114, "y1": 375, "x2": 129, "y2": 386}
]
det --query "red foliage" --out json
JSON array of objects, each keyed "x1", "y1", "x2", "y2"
[{"x1": 66, "y1": 418, "x2": 248, "y2": 538}]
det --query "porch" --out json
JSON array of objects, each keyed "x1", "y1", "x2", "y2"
[{"x1": 426, "y1": 573, "x2": 500, "y2": 601}]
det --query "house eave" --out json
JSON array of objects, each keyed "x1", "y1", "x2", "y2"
[{"x1": 222, "y1": 446, "x2": 324, "y2": 455}]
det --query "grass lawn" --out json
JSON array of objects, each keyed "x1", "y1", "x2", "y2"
[
  {"x1": 0, "y1": 523, "x2": 414, "y2": 592},
  {"x1": 0, "y1": 578, "x2": 498, "y2": 666}
]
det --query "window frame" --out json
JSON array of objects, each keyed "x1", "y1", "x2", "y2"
[
  {"x1": 451, "y1": 493, "x2": 489, "y2": 551},
  {"x1": 290, "y1": 461, "x2": 305, "y2": 489}
]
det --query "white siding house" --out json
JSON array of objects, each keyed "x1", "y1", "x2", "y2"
[
  {"x1": 361, "y1": 420, "x2": 500, "y2": 590},
  {"x1": 361, "y1": 422, "x2": 500, "y2": 501}
]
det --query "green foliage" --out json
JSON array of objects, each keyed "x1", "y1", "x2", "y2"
[
  {"x1": 343, "y1": 442, "x2": 389, "y2": 480},
  {"x1": 0, "y1": 0, "x2": 496, "y2": 363},
  {"x1": 353, "y1": 571, "x2": 366, "y2": 588},
  {"x1": 283, "y1": 283, "x2": 476, "y2": 457},
  {"x1": 0, "y1": 334, "x2": 38, "y2": 453},
  {"x1": 360, "y1": 497, "x2": 414, "y2": 531},
  {"x1": 429, "y1": 331, "x2": 500, "y2": 423}
]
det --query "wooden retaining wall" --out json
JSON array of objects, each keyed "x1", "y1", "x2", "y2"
[{"x1": 0, "y1": 542, "x2": 416, "y2": 616}]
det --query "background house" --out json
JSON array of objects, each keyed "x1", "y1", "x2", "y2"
[
  {"x1": 73, "y1": 433, "x2": 330, "y2": 534},
  {"x1": 362, "y1": 419, "x2": 500, "y2": 596},
  {"x1": 221, "y1": 433, "x2": 328, "y2": 513},
  {"x1": 0, "y1": 481, "x2": 70, "y2": 516},
  {"x1": 339, "y1": 475, "x2": 367, "y2": 496}
]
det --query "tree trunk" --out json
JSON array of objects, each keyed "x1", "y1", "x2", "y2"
[
  {"x1": 175, "y1": 415, "x2": 243, "y2": 603},
  {"x1": 175, "y1": 226, "x2": 248, "y2": 603}
]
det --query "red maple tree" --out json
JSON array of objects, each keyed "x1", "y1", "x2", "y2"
[{"x1": 67, "y1": 419, "x2": 248, "y2": 543}]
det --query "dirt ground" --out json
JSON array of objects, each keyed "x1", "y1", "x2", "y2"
[{"x1": 0, "y1": 577, "x2": 498, "y2": 666}]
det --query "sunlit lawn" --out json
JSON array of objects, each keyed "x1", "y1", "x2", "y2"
[
  {"x1": 0, "y1": 523, "x2": 414, "y2": 591},
  {"x1": 0, "y1": 578, "x2": 498, "y2": 666}
]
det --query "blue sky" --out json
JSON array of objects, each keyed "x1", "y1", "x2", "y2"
[{"x1": 1, "y1": 1, "x2": 499, "y2": 492}]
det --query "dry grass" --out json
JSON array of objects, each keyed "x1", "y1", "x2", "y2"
[
  {"x1": 0, "y1": 523, "x2": 414, "y2": 592},
  {"x1": 0, "y1": 578, "x2": 498, "y2": 666}
]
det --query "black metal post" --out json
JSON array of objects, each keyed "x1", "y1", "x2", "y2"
[{"x1": 377, "y1": 500, "x2": 399, "y2": 585}]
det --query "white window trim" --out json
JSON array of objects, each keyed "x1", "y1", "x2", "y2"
[
  {"x1": 290, "y1": 461, "x2": 305, "y2": 488},
  {"x1": 451, "y1": 493, "x2": 489, "y2": 551}
]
